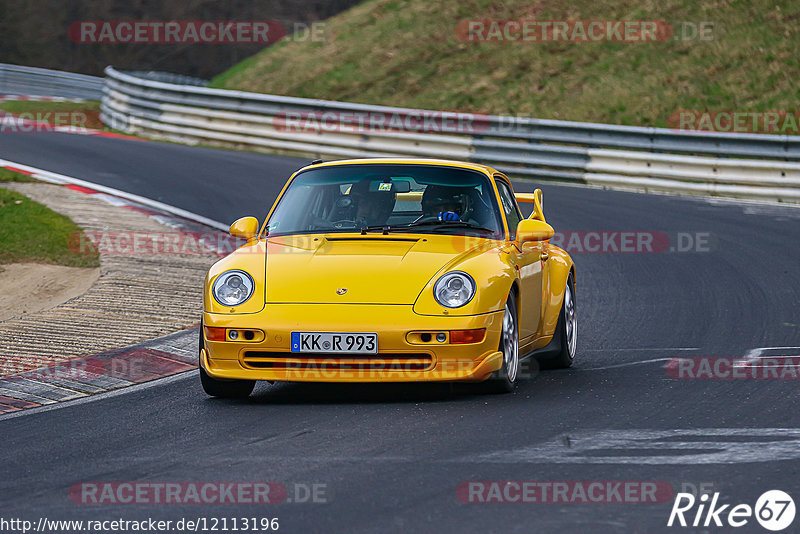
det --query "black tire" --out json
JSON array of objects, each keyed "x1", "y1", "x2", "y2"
[
  {"x1": 198, "y1": 320, "x2": 256, "y2": 399},
  {"x1": 482, "y1": 291, "x2": 520, "y2": 394},
  {"x1": 199, "y1": 366, "x2": 255, "y2": 399},
  {"x1": 539, "y1": 273, "x2": 576, "y2": 369}
]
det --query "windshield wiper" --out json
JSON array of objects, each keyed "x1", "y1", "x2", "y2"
[
  {"x1": 405, "y1": 220, "x2": 496, "y2": 233},
  {"x1": 360, "y1": 220, "x2": 496, "y2": 235},
  {"x1": 360, "y1": 224, "x2": 392, "y2": 235}
]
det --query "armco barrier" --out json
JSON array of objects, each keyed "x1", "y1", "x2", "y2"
[
  {"x1": 100, "y1": 66, "x2": 800, "y2": 204},
  {"x1": 0, "y1": 63, "x2": 104, "y2": 100}
]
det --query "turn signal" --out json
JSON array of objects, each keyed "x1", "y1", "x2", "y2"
[
  {"x1": 449, "y1": 328, "x2": 486, "y2": 344},
  {"x1": 204, "y1": 326, "x2": 227, "y2": 342}
]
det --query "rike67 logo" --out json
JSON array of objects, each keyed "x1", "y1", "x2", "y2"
[{"x1": 668, "y1": 490, "x2": 795, "y2": 531}]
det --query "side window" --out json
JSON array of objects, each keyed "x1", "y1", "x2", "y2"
[{"x1": 495, "y1": 179, "x2": 522, "y2": 239}]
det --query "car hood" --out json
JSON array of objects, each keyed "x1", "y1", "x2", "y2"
[{"x1": 264, "y1": 234, "x2": 492, "y2": 304}]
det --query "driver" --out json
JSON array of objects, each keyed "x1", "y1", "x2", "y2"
[
  {"x1": 420, "y1": 185, "x2": 469, "y2": 221},
  {"x1": 349, "y1": 179, "x2": 396, "y2": 226}
]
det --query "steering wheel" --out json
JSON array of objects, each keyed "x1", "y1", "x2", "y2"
[{"x1": 329, "y1": 219, "x2": 359, "y2": 228}]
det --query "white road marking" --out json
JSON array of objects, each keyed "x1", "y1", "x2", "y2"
[
  {"x1": 573, "y1": 348, "x2": 699, "y2": 371},
  {"x1": 705, "y1": 195, "x2": 800, "y2": 213},
  {"x1": 581, "y1": 346, "x2": 800, "y2": 372},
  {"x1": 464, "y1": 428, "x2": 800, "y2": 465},
  {"x1": 734, "y1": 346, "x2": 800, "y2": 368},
  {"x1": 583, "y1": 348, "x2": 699, "y2": 352},
  {"x1": 577, "y1": 358, "x2": 674, "y2": 371}
]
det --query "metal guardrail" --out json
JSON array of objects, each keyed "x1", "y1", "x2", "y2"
[
  {"x1": 101, "y1": 66, "x2": 800, "y2": 204},
  {"x1": 122, "y1": 71, "x2": 209, "y2": 87},
  {"x1": 0, "y1": 63, "x2": 104, "y2": 100}
]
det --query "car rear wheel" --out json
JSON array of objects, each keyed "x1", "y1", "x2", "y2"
[
  {"x1": 483, "y1": 292, "x2": 519, "y2": 393},
  {"x1": 199, "y1": 320, "x2": 255, "y2": 399}
]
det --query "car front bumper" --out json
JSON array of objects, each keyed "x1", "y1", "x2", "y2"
[{"x1": 201, "y1": 304, "x2": 504, "y2": 382}]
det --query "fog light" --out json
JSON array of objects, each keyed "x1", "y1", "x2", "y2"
[
  {"x1": 436, "y1": 333, "x2": 447, "y2": 343},
  {"x1": 229, "y1": 330, "x2": 239, "y2": 340}
]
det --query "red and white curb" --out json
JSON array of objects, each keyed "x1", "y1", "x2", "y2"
[
  {"x1": 0, "y1": 158, "x2": 228, "y2": 231},
  {"x1": 0, "y1": 328, "x2": 198, "y2": 414},
  {"x1": 0, "y1": 94, "x2": 87, "y2": 103},
  {"x1": 0, "y1": 159, "x2": 233, "y2": 413}
]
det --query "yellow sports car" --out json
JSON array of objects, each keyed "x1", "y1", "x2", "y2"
[{"x1": 200, "y1": 158, "x2": 576, "y2": 397}]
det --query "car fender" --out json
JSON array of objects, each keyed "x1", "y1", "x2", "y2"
[
  {"x1": 413, "y1": 242, "x2": 516, "y2": 317},
  {"x1": 541, "y1": 244, "x2": 575, "y2": 339},
  {"x1": 204, "y1": 239, "x2": 267, "y2": 314}
]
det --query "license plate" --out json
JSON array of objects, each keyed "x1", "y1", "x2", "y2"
[{"x1": 291, "y1": 332, "x2": 378, "y2": 354}]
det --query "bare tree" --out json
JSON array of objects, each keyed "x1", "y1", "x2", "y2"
[{"x1": 0, "y1": 0, "x2": 360, "y2": 78}]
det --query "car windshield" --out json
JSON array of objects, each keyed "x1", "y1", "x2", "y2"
[{"x1": 265, "y1": 164, "x2": 504, "y2": 237}]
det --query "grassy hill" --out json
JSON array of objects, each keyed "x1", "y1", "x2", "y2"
[{"x1": 210, "y1": 0, "x2": 799, "y2": 129}]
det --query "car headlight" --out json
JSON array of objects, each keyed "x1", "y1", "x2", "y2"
[
  {"x1": 212, "y1": 270, "x2": 255, "y2": 307},
  {"x1": 433, "y1": 271, "x2": 475, "y2": 308}
]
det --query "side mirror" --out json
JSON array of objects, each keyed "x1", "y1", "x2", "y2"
[
  {"x1": 229, "y1": 216, "x2": 259, "y2": 243},
  {"x1": 516, "y1": 218, "x2": 554, "y2": 244}
]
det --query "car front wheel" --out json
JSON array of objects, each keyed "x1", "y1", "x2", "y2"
[
  {"x1": 199, "y1": 366, "x2": 255, "y2": 399},
  {"x1": 483, "y1": 292, "x2": 519, "y2": 393}
]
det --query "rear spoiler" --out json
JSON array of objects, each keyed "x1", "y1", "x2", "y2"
[
  {"x1": 392, "y1": 189, "x2": 546, "y2": 221},
  {"x1": 515, "y1": 189, "x2": 546, "y2": 222}
]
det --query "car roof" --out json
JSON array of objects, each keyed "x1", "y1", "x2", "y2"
[{"x1": 295, "y1": 158, "x2": 504, "y2": 178}]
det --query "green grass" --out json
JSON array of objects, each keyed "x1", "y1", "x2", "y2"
[
  {"x1": 0, "y1": 100, "x2": 103, "y2": 129},
  {"x1": 0, "y1": 168, "x2": 37, "y2": 183},
  {"x1": 210, "y1": 0, "x2": 800, "y2": 130},
  {"x1": 0, "y1": 188, "x2": 100, "y2": 268},
  {"x1": 0, "y1": 100, "x2": 147, "y2": 138},
  {"x1": 0, "y1": 100, "x2": 100, "y2": 113}
]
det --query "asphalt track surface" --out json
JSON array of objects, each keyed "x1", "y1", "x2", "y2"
[{"x1": 1, "y1": 131, "x2": 800, "y2": 533}]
